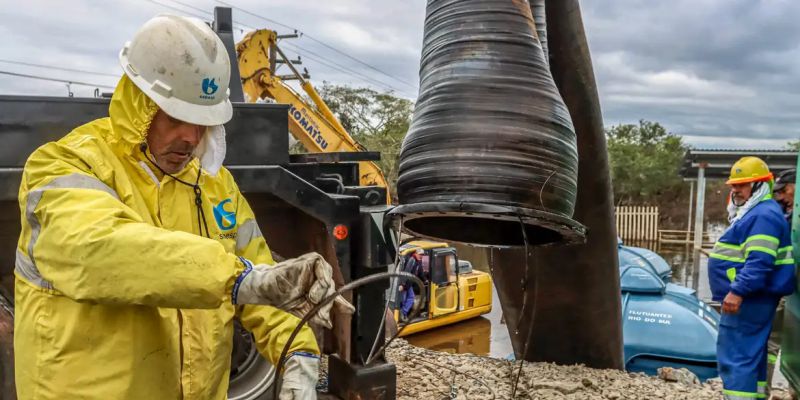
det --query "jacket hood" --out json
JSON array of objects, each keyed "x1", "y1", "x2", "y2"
[{"x1": 107, "y1": 75, "x2": 159, "y2": 157}]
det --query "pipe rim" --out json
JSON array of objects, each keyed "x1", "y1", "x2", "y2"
[{"x1": 390, "y1": 202, "x2": 586, "y2": 248}]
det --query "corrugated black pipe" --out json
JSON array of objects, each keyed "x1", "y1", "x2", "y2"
[
  {"x1": 493, "y1": 0, "x2": 624, "y2": 369},
  {"x1": 530, "y1": 0, "x2": 548, "y2": 65}
]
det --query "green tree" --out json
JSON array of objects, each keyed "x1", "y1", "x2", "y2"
[
  {"x1": 606, "y1": 120, "x2": 688, "y2": 205},
  {"x1": 788, "y1": 140, "x2": 800, "y2": 151},
  {"x1": 317, "y1": 83, "x2": 414, "y2": 198}
]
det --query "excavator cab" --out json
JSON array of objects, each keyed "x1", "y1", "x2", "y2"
[
  {"x1": 393, "y1": 241, "x2": 492, "y2": 335},
  {"x1": 429, "y1": 248, "x2": 459, "y2": 317}
]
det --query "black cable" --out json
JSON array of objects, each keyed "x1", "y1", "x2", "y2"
[
  {"x1": 511, "y1": 215, "x2": 536, "y2": 398},
  {"x1": 139, "y1": 143, "x2": 210, "y2": 238},
  {"x1": 272, "y1": 271, "x2": 425, "y2": 399},
  {"x1": 365, "y1": 214, "x2": 403, "y2": 364}
]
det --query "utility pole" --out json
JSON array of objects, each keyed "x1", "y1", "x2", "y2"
[{"x1": 691, "y1": 164, "x2": 706, "y2": 291}]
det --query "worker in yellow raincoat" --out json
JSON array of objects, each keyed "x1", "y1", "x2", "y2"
[{"x1": 13, "y1": 15, "x2": 351, "y2": 400}]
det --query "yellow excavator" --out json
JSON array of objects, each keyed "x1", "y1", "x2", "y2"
[
  {"x1": 394, "y1": 240, "x2": 493, "y2": 336},
  {"x1": 236, "y1": 29, "x2": 389, "y2": 194}
]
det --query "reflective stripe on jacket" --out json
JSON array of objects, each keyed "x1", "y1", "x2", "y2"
[
  {"x1": 14, "y1": 75, "x2": 318, "y2": 400},
  {"x1": 708, "y1": 198, "x2": 795, "y2": 301}
]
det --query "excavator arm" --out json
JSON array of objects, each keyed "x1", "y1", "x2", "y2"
[{"x1": 236, "y1": 29, "x2": 390, "y2": 192}]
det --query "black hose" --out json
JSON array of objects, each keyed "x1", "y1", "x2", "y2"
[
  {"x1": 272, "y1": 271, "x2": 426, "y2": 399},
  {"x1": 511, "y1": 215, "x2": 536, "y2": 398},
  {"x1": 366, "y1": 215, "x2": 404, "y2": 364}
]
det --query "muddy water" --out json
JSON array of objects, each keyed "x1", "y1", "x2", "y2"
[
  {"x1": 406, "y1": 240, "x2": 717, "y2": 358},
  {"x1": 405, "y1": 283, "x2": 514, "y2": 358},
  {"x1": 625, "y1": 240, "x2": 714, "y2": 301}
]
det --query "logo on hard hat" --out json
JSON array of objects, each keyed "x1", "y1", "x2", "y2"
[
  {"x1": 201, "y1": 78, "x2": 219, "y2": 99},
  {"x1": 213, "y1": 198, "x2": 236, "y2": 231}
]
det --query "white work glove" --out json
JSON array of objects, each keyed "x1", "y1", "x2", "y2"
[
  {"x1": 233, "y1": 253, "x2": 354, "y2": 329},
  {"x1": 279, "y1": 352, "x2": 319, "y2": 400}
]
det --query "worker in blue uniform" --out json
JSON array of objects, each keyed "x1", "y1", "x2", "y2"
[
  {"x1": 709, "y1": 156, "x2": 796, "y2": 400},
  {"x1": 765, "y1": 169, "x2": 796, "y2": 389}
]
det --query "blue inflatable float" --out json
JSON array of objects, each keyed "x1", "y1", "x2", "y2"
[{"x1": 618, "y1": 240, "x2": 719, "y2": 381}]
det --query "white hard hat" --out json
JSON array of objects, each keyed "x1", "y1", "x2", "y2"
[{"x1": 119, "y1": 14, "x2": 233, "y2": 126}]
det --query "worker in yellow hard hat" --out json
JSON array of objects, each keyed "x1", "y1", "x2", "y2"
[
  {"x1": 709, "y1": 156, "x2": 795, "y2": 399},
  {"x1": 13, "y1": 15, "x2": 352, "y2": 400},
  {"x1": 726, "y1": 156, "x2": 773, "y2": 206}
]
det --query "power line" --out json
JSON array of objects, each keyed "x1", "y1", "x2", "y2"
[
  {"x1": 163, "y1": 0, "x2": 215, "y2": 17},
  {"x1": 214, "y1": 0, "x2": 295, "y2": 32},
  {"x1": 283, "y1": 43, "x2": 390, "y2": 89},
  {"x1": 143, "y1": 0, "x2": 215, "y2": 21},
  {"x1": 0, "y1": 59, "x2": 119, "y2": 78},
  {"x1": 156, "y1": 0, "x2": 257, "y2": 31},
  {"x1": 142, "y1": 0, "x2": 416, "y2": 96},
  {"x1": 282, "y1": 42, "x2": 414, "y2": 96},
  {"x1": 0, "y1": 70, "x2": 115, "y2": 89},
  {"x1": 212, "y1": 0, "x2": 418, "y2": 90},
  {"x1": 303, "y1": 36, "x2": 417, "y2": 90}
]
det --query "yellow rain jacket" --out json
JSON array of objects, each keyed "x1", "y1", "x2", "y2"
[{"x1": 14, "y1": 76, "x2": 318, "y2": 400}]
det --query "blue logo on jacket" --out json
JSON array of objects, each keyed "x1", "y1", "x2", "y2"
[
  {"x1": 213, "y1": 198, "x2": 236, "y2": 231},
  {"x1": 201, "y1": 78, "x2": 219, "y2": 98}
]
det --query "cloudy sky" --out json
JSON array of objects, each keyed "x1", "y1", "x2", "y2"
[{"x1": 1, "y1": 0, "x2": 798, "y2": 149}]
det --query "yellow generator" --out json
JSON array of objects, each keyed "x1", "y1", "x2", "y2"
[{"x1": 394, "y1": 241, "x2": 492, "y2": 336}]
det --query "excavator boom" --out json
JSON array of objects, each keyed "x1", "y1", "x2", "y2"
[{"x1": 237, "y1": 29, "x2": 390, "y2": 193}]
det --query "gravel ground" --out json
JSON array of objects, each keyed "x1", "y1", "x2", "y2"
[
  {"x1": 385, "y1": 339, "x2": 723, "y2": 400},
  {"x1": 319, "y1": 340, "x2": 797, "y2": 399}
]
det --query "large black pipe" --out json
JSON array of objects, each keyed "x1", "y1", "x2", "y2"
[
  {"x1": 531, "y1": 0, "x2": 548, "y2": 65},
  {"x1": 493, "y1": 0, "x2": 624, "y2": 369},
  {"x1": 393, "y1": 0, "x2": 585, "y2": 248}
]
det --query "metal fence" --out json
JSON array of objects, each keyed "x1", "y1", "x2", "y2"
[
  {"x1": 615, "y1": 206, "x2": 659, "y2": 242},
  {"x1": 657, "y1": 229, "x2": 714, "y2": 246}
]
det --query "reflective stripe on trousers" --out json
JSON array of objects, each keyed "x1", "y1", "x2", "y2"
[
  {"x1": 723, "y1": 381, "x2": 767, "y2": 399},
  {"x1": 718, "y1": 298, "x2": 777, "y2": 400},
  {"x1": 723, "y1": 392, "x2": 764, "y2": 399}
]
